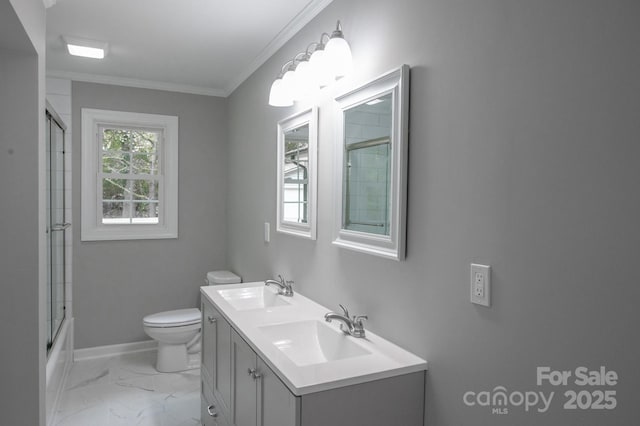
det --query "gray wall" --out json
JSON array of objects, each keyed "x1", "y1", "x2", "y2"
[
  {"x1": 72, "y1": 82, "x2": 229, "y2": 348},
  {"x1": 0, "y1": 1, "x2": 46, "y2": 424},
  {"x1": 227, "y1": 1, "x2": 640, "y2": 425}
]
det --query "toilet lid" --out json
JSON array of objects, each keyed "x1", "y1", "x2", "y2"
[{"x1": 143, "y1": 308, "x2": 200, "y2": 327}]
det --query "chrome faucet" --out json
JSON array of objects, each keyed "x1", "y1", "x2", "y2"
[
  {"x1": 264, "y1": 275, "x2": 294, "y2": 297},
  {"x1": 324, "y1": 304, "x2": 368, "y2": 338}
]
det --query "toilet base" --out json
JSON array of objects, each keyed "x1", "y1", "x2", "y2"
[{"x1": 156, "y1": 342, "x2": 200, "y2": 372}]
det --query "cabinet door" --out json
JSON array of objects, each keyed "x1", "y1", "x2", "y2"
[
  {"x1": 231, "y1": 330, "x2": 258, "y2": 426},
  {"x1": 201, "y1": 301, "x2": 217, "y2": 387},
  {"x1": 202, "y1": 379, "x2": 221, "y2": 426},
  {"x1": 213, "y1": 305, "x2": 232, "y2": 412},
  {"x1": 258, "y1": 358, "x2": 299, "y2": 426}
]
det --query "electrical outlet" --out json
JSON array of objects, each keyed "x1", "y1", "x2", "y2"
[
  {"x1": 470, "y1": 264, "x2": 490, "y2": 307},
  {"x1": 474, "y1": 272, "x2": 484, "y2": 297}
]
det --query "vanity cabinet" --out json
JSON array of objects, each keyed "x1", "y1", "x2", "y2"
[
  {"x1": 202, "y1": 299, "x2": 298, "y2": 426},
  {"x1": 201, "y1": 300, "x2": 233, "y2": 424},
  {"x1": 201, "y1": 296, "x2": 425, "y2": 426},
  {"x1": 231, "y1": 330, "x2": 299, "y2": 426}
]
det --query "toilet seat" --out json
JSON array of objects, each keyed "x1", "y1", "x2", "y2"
[{"x1": 143, "y1": 308, "x2": 200, "y2": 328}]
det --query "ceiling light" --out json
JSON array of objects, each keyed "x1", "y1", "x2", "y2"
[{"x1": 63, "y1": 36, "x2": 108, "y2": 59}]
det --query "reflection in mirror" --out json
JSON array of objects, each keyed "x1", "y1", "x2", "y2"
[
  {"x1": 283, "y1": 124, "x2": 309, "y2": 224},
  {"x1": 333, "y1": 65, "x2": 409, "y2": 260},
  {"x1": 343, "y1": 93, "x2": 392, "y2": 235},
  {"x1": 277, "y1": 108, "x2": 317, "y2": 240}
]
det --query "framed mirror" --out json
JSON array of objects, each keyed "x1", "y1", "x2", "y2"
[
  {"x1": 333, "y1": 65, "x2": 409, "y2": 260},
  {"x1": 276, "y1": 107, "x2": 318, "y2": 240}
]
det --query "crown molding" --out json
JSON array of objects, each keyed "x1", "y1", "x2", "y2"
[
  {"x1": 223, "y1": 0, "x2": 335, "y2": 96},
  {"x1": 46, "y1": 69, "x2": 227, "y2": 97}
]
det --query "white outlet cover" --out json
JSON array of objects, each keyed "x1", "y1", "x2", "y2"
[{"x1": 470, "y1": 263, "x2": 490, "y2": 307}]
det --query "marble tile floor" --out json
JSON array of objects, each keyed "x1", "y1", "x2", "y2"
[{"x1": 52, "y1": 351, "x2": 201, "y2": 426}]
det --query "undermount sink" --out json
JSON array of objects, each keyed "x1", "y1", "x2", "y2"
[
  {"x1": 218, "y1": 286, "x2": 291, "y2": 311},
  {"x1": 258, "y1": 320, "x2": 371, "y2": 367}
]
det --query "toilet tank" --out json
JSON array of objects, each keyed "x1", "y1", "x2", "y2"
[{"x1": 206, "y1": 270, "x2": 241, "y2": 285}]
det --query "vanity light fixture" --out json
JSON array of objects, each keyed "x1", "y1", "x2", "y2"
[
  {"x1": 63, "y1": 36, "x2": 108, "y2": 59},
  {"x1": 268, "y1": 20, "x2": 353, "y2": 107}
]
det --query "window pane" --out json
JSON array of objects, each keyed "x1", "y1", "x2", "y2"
[
  {"x1": 102, "y1": 151, "x2": 130, "y2": 174},
  {"x1": 102, "y1": 128, "x2": 132, "y2": 152},
  {"x1": 103, "y1": 201, "x2": 125, "y2": 220},
  {"x1": 102, "y1": 128, "x2": 159, "y2": 153},
  {"x1": 102, "y1": 178, "x2": 127, "y2": 200},
  {"x1": 133, "y1": 180, "x2": 159, "y2": 201},
  {"x1": 132, "y1": 153, "x2": 159, "y2": 175},
  {"x1": 132, "y1": 201, "x2": 159, "y2": 224},
  {"x1": 130, "y1": 131, "x2": 158, "y2": 153}
]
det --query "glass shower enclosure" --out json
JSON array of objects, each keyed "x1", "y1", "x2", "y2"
[{"x1": 46, "y1": 104, "x2": 68, "y2": 353}]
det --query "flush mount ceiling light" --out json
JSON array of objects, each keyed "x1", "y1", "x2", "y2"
[
  {"x1": 269, "y1": 20, "x2": 353, "y2": 107},
  {"x1": 63, "y1": 36, "x2": 108, "y2": 59}
]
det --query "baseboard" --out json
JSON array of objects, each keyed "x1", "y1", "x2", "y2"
[{"x1": 74, "y1": 340, "x2": 157, "y2": 361}]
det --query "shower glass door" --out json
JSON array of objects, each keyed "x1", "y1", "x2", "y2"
[{"x1": 46, "y1": 107, "x2": 67, "y2": 353}]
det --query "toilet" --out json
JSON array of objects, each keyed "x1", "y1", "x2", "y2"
[{"x1": 143, "y1": 270, "x2": 241, "y2": 372}]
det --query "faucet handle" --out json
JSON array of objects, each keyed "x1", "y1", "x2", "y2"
[
  {"x1": 352, "y1": 314, "x2": 368, "y2": 338},
  {"x1": 277, "y1": 274, "x2": 285, "y2": 283},
  {"x1": 353, "y1": 315, "x2": 368, "y2": 325},
  {"x1": 338, "y1": 304, "x2": 350, "y2": 318}
]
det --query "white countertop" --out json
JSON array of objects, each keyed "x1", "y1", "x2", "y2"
[{"x1": 201, "y1": 282, "x2": 427, "y2": 396}]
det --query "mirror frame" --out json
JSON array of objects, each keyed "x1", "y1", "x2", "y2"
[
  {"x1": 333, "y1": 65, "x2": 409, "y2": 260},
  {"x1": 276, "y1": 107, "x2": 318, "y2": 240}
]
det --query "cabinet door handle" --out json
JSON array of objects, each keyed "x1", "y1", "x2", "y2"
[
  {"x1": 247, "y1": 368, "x2": 262, "y2": 380},
  {"x1": 207, "y1": 316, "x2": 217, "y2": 324},
  {"x1": 207, "y1": 405, "x2": 218, "y2": 417}
]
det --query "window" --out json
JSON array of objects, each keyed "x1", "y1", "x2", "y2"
[{"x1": 81, "y1": 109, "x2": 178, "y2": 240}]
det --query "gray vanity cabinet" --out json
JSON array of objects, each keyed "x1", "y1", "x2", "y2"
[
  {"x1": 231, "y1": 330, "x2": 299, "y2": 426},
  {"x1": 201, "y1": 300, "x2": 233, "y2": 425},
  {"x1": 201, "y1": 297, "x2": 424, "y2": 426},
  {"x1": 201, "y1": 299, "x2": 299, "y2": 426}
]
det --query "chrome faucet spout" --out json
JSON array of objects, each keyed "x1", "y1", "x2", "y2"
[
  {"x1": 324, "y1": 312, "x2": 355, "y2": 334},
  {"x1": 264, "y1": 274, "x2": 294, "y2": 297},
  {"x1": 324, "y1": 305, "x2": 367, "y2": 338}
]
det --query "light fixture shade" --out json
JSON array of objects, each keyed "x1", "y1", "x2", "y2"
[
  {"x1": 292, "y1": 60, "x2": 318, "y2": 100},
  {"x1": 325, "y1": 36, "x2": 352, "y2": 79},
  {"x1": 269, "y1": 78, "x2": 293, "y2": 107},
  {"x1": 309, "y1": 48, "x2": 334, "y2": 87},
  {"x1": 282, "y1": 69, "x2": 300, "y2": 99}
]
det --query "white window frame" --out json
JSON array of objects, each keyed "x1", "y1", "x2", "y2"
[{"x1": 81, "y1": 108, "x2": 178, "y2": 241}]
